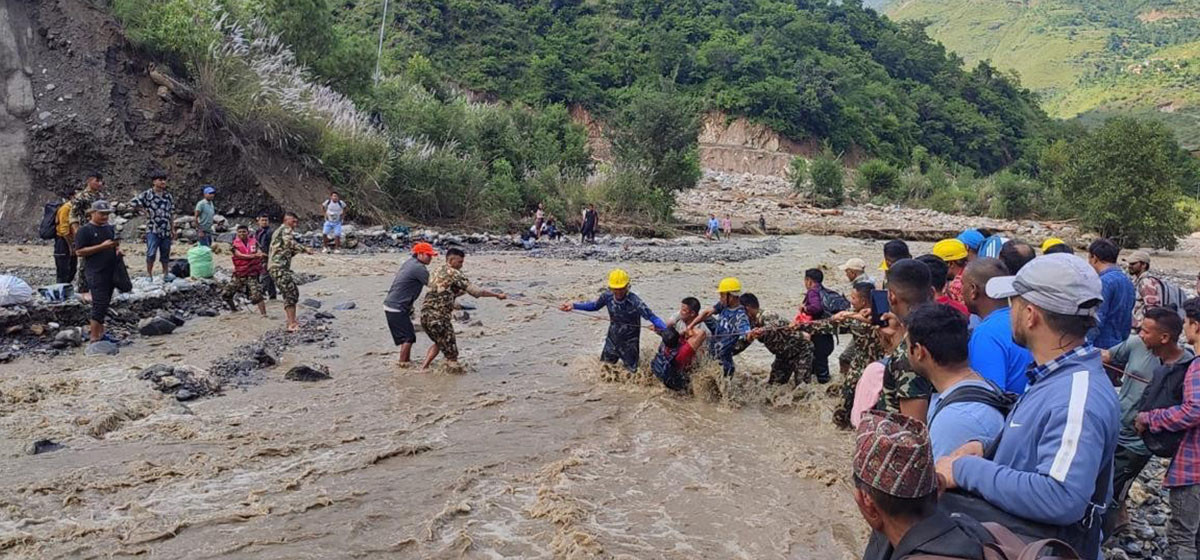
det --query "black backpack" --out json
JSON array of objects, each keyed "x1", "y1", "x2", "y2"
[
  {"x1": 818, "y1": 287, "x2": 851, "y2": 317},
  {"x1": 930, "y1": 382, "x2": 1017, "y2": 423},
  {"x1": 1137, "y1": 357, "x2": 1197, "y2": 458},
  {"x1": 39, "y1": 201, "x2": 63, "y2": 240}
]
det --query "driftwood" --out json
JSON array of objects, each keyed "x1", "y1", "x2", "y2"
[{"x1": 148, "y1": 64, "x2": 196, "y2": 101}]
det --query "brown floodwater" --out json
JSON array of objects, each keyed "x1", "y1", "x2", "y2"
[{"x1": 2, "y1": 233, "x2": 1197, "y2": 558}]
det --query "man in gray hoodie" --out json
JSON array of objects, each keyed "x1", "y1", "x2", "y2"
[{"x1": 383, "y1": 242, "x2": 438, "y2": 366}]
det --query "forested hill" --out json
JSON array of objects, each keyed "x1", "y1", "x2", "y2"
[
  {"x1": 883, "y1": 0, "x2": 1200, "y2": 149},
  {"x1": 335, "y1": 0, "x2": 1055, "y2": 173}
]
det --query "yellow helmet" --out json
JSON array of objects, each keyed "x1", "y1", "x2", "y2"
[
  {"x1": 608, "y1": 269, "x2": 630, "y2": 289},
  {"x1": 1041, "y1": 237, "x2": 1066, "y2": 252},
  {"x1": 932, "y1": 239, "x2": 969, "y2": 262},
  {"x1": 718, "y1": 277, "x2": 742, "y2": 294}
]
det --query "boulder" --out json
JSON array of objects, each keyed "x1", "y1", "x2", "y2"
[
  {"x1": 157, "y1": 311, "x2": 186, "y2": 327},
  {"x1": 314, "y1": 311, "x2": 335, "y2": 320},
  {"x1": 138, "y1": 316, "x2": 177, "y2": 336},
  {"x1": 284, "y1": 364, "x2": 331, "y2": 382},
  {"x1": 333, "y1": 301, "x2": 357, "y2": 310},
  {"x1": 195, "y1": 308, "x2": 218, "y2": 317},
  {"x1": 175, "y1": 389, "x2": 196, "y2": 401},
  {"x1": 301, "y1": 298, "x2": 322, "y2": 309},
  {"x1": 250, "y1": 345, "x2": 278, "y2": 367},
  {"x1": 26, "y1": 439, "x2": 64, "y2": 455},
  {"x1": 85, "y1": 340, "x2": 119, "y2": 356},
  {"x1": 54, "y1": 328, "x2": 81, "y2": 347}
]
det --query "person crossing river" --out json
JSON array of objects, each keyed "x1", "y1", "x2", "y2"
[{"x1": 560, "y1": 269, "x2": 668, "y2": 372}]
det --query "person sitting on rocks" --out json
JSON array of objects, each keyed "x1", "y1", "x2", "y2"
[{"x1": 222, "y1": 224, "x2": 267, "y2": 317}]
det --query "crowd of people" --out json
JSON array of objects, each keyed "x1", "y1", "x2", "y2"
[{"x1": 47, "y1": 169, "x2": 1200, "y2": 559}]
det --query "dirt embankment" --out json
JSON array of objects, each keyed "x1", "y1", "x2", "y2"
[{"x1": 0, "y1": 0, "x2": 333, "y2": 240}]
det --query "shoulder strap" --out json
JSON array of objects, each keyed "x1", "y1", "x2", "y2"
[{"x1": 931, "y1": 384, "x2": 1013, "y2": 422}]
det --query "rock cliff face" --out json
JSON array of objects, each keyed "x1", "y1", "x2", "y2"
[{"x1": 0, "y1": 0, "x2": 332, "y2": 239}]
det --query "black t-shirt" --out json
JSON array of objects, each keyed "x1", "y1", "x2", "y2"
[{"x1": 75, "y1": 222, "x2": 118, "y2": 276}]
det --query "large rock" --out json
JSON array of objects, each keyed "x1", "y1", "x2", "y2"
[
  {"x1": 85, "y1": 340, "x2": 119, "y2": 355},
  {"x1": 333, "y1": 301, "x2": 356, "y2": 310},
  {"x1": 54, "y1": 328, "x2": 82, "y2": 347},
  {"x1": 301, "y1": 298, "x2": 322, "y2": 309},
  {"x1": 284, "y1": 364, "x2": 331, "y2": 382},
  {"x1": 137, "y1": 316, "x2": 177, "y2": 336}
]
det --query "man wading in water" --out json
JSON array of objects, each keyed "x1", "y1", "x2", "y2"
[
  {"x1": 561, "y1": 269, "x2": 667, "y2": 372},
  {"x1": 420, "y1": 248, "x2": 507, "y2": 370}
]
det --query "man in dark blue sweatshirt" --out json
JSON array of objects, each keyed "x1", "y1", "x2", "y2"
[
  {"x1": 1086, "y1": 238, "x2": 1135, "y2": 349},
  {"x1": 935, "y1": 253, "x2": 1120, "y2": 560}
]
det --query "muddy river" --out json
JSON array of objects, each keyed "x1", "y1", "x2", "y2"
[{"x1": 2, "y1": 234, "x2": 1197, "y2": 559}]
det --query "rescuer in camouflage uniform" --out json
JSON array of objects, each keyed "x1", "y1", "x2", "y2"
[
  {"x1": 738, "y1": 293, "x2": 815, "y2": 385},
  {"x1": 268, "y1": 212, "x2": 310, "y2": 332},
  {"x1": 69, "y1": 172, "x2": 105, "y2": 296},
  {"x1": 873, "y1": 259, "x2": 935, "y2": 420},
  {"x1": 420, "y1": 247, "x2": 506, "y2": 369}
]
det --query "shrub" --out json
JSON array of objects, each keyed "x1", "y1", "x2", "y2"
[
  {"x1": 810, "y1": 152, "x2": 845, "y2": 208},
  {"x1": 987, "y1": 172, "x2": 1036, "y2": 219},
  {"x1": 1177, "y1": 197, "x2": 1200, "y2": 233},
  {"x1": 856, "y1": 159, "x2": 900, "y2": 196},
  {"x1": 790, "y1": 157, "x2": 808, "y2": 192},
  {"x1": 610, "y1": 87, "x2": 702, "y2": 193}
]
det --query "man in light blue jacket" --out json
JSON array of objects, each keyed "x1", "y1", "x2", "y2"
[{"x1": 935, "y1": 254, "x2": 1120, "y2": 560}]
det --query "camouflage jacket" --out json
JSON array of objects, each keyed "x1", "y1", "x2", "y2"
[
  {"x1": 739, "y1": 311, "x2": 812, "y2": 357},
  {"x1": 69, "y1": 187, "x2": 104, "y2": 226},
  {"x1": 876, "y1": 336, "x2": 933, "y2": 414},
  {"x1": 268, "y1": 225, "x2": 303, "y2": 270},
  {"x1": 841, "y1": 320, "x2": 886, "y2": 375},
  {"x1": 421, "y1": 264, "x2": 481, "y2": 321}
]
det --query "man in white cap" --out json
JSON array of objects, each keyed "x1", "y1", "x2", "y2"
[
  {"x1": 934, "y1": 253, "x2": 1120, "y2": 560},
  {"x1": 840, "y1": 257, "x2": 877, "y2": 288}
]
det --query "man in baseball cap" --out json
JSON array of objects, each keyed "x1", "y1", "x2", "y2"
[
  {"x1": 383, "y1": 242, "x2": 439, "y2": 366},
  {"x1": 936, "y1": 253, "x2": 1120, "y2": 559},
  {"x1": 1124, "y1": 250, "x2": 1156, "y2": 331},
  {"x1": 855, "y1": 411, "x2": 996, "y2": 559},
  {"x1": 840, "y1": 257, "x2": 877, "y2": 287}
]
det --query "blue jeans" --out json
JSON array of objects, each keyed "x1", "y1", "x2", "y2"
[
  {"x1": 198, "y1": 231, "x2": 212, "y2": 247},
  {"x1": 146, "y1": 232, "x2": 172, "y2": 264}
]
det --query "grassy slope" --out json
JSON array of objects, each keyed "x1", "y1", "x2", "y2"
[{"x1": 887, "y1": 0, "x2": 1200, "y2": 148}]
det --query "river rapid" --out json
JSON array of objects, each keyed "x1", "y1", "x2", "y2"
[{"x1": 0, "y1": 234, "x2": 979, "y2": 558}]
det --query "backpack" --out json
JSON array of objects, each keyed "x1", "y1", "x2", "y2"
[
  {"x1": 39, "y1": 201, "x2": 63, "y2": 240},
  {"x1": 1136, "y1": 357, "x2": 1196, "y2": 458},
  {"x1": 818, "y1": 287, "x2": 851, "y2": 317},
  {"x1": 907, "y1": 521, "x2": 1080, "y2": 560},
  {"x1": 1151, "y1": 275, "x2": 1187, "y2": 320},
  {"x1": 930, "y1": 383, "x2": 1017, "y2": 423}
]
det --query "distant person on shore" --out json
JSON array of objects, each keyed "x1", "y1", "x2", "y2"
[
  {"x1": 1041, "y1": 237, "x2": 1072, "y2": 255},
  {"x1": 193, "y1": 185, "x2": 216, "y2": 247},
  {"x1": 581, "y1": 204, "x2": 598, "y2": 243},
  {"x1": 561, "y1": 269, "x2": 667, "y2": 372},
  {"x1": 74, "y1": 201, "x2": 120, "y2": 347},
  {"x1": 268, "y1": 212, "x2": 312, "y2": 332},
  {"x1": 534, "y1": 203, "x2": 546, "y2": 240},
  {"x1": 321, "y1": 191, "x2": 347, "y2": 254},
  {"x1": 840, "y1": 257, "x2": 877, "y2": 288},
  {"x1": 128, "y1": 169, "x2": 176, "y2": 281},
  {"x1": 1136, "y1": 298, "x2": 1200, "y2": 560},
  {"x1": 722, "y1": 214, "x2": 732, "y2": 238},
  {"x1": 222, "y1": 224, "x2": 267, "y2": 317},
  {"x1": 255, "y1": 213, "x2": 277, "y2": 300},
  {"x1": 740, "y1": 292, "x2": 815, "y2": 385},
  {"x1": 69, "y1": 171, "x2": 105, "y2": 301},
  {"x1": 932, "y1": 239, "x2": 969, "y2": 304},
  {"x1": 916, "y1": 254, "x2": 968, "y2": 317},
  {"x1": 383, "y1": 242, "x2": 438, "y2": 367},
  {"x1": 706, "y1": 213, "x2": 721, "y2": 241},
  {"x1": 758, "y1": 213, "x2": 766, "y2": 233},
  {"x1": 544, "y1": 217, "x2": 560, "y2": 241},
  {"x1": 1087, "y1": 238, "x2": 1135, "y2": 349},
  {"x1": 421, "y1": 248, "x2": 508, "y2": 370}
]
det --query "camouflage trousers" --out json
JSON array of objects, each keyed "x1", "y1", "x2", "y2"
[
  {"x1": 768, "y1": 345, "x2": 814, "y2": 385},
  {"x1": 269, "y1": 267, "x2": 299, "y2": 307},
  {"x1": 421, "y1": 314, "x2": 458, "y2": 361},
  {"x1": 832, "y1": 366, "x2": 863, "y2": 430},
  {"x1": 223, "y1": 274, "x2": 264, "y2": 307}
]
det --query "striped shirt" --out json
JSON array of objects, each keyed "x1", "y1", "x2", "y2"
[{"x1": 1141, "y1": 358, "x2": 1200, "y2": 488}]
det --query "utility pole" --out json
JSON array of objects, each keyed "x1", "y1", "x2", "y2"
[{"x1": 374, "y1": 0, "x2": 390, "y2": 86}]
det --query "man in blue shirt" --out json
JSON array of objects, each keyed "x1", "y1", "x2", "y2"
[
  {"x1": 907, "y1": 302, "x2": 1006, "y2": 459},
  {"x1": 561, "y1": 268, "x2": 667, "y2": 372},
  {"x1": 962, "y1": 258, "x2": 1033, "y2": 394},
  {"x1": 957, "y1": 229, "x2": 985, "y2": 260},
  {"x1": 1087, "y1": 238, "x2": 1135, "y2": 349},
  {"x1": 689, "y1": 277, "x2": 751, "y2": 376},
  {"x1": 935, "y1": 254, "x2": 1120, "y2": 560}
]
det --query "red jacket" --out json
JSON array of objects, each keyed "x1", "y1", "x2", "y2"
[{"x1": 232, "y1": 237, "x2": 263, "y2": 277}]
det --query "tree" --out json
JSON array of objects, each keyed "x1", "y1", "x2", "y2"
[
  {"x1": 790, "y1": 156, "x2": 808, "y2": 192},
  {"x1": 810, "y1": 151, "x2": 845, "y2": 208},
  {"x1": 1050, "y1": 117, "x2": 1189, "y2": 249},
  {"x1": 610, "y1": 87, "x2": 701, "y2": 193},
  {"x1": 855, "y1": 159, "x2": 899, "y2": 196}
]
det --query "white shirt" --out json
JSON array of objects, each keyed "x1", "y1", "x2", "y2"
[{"x1": 323, "y1": 200, "x2": 346, "y2": 223}]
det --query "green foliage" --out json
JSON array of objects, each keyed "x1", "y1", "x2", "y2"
[
  {"x1": 790, "y1": 157, "x2": 809, "y2": 193},
  {"x1": 855, "y1": 159, "x2": 901, "y2": 196},
  {"x1": 1047, "y1": 117, "x2": 1191, "y2": 249},
  {"x1": 610, "y1": 88, "x2": 701, "y2": 193},
  {"x1": 1176, "y1": 196, "x2": 1200, "y2": 233},
  {"x1": 111, "y1": 0, "x2": 219, "y2": 67},
  {"x1": 987, "y1": 172, "x2": 1038, "y2": 220},
  {"x1": 810, "y1": 153, "x2": 846, "y2": 208},
  {"x1": 337, "y1": 0, "x2": 1053, "y2": 173}
]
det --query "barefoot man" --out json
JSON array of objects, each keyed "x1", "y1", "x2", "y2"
[
  {"x1": 268, "y1": 212, "x2": 311, "y2": 332},
  {"x1": 420, "y1": 248, "x2": 507, "y2": 370}
]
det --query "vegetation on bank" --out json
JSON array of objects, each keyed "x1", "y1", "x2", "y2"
[{"x1": 107, "y1": 0, "x2": 1200, "y2": 248}]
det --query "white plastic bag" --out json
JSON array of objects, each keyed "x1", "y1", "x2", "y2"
[{"x1": 0, "y1": 275, "x2": 34, "y2": 306}]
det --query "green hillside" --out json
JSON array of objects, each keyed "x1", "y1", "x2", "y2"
[{"x1": 885, "y1": 0, "x2": 1200, "y2": 148}]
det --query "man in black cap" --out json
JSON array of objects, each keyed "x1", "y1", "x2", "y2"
[{"x1": 74, "y1": 200, "x2": 120, "y2": 348}]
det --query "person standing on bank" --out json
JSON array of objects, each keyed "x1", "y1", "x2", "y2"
[
  {"x1": 268, "y1": 212, "x2": 312, "y2": 332},
  {"x1": 194, "y1": 185, "x2": 217, "y2": 247},
  {"x1": 255, "y1": 213, "x2": 277, "y2": 300},
  {"x1": 384, "y1": 242, "x2": 438, "y2": 367},
  {"x1": 74, "y1": 201, "x2": 121, "y2": 346},
  {"x1": 128, "y1": 170, "x2": 176, "y2": 281},
  {"x1": 321, "y1": 191, "x2": 347, "y2": 253},
  {"x1": 69, "y1": 171, "x2": 105, "y2": 301}
]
